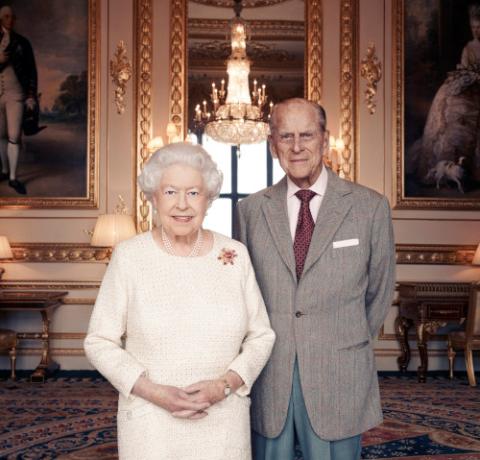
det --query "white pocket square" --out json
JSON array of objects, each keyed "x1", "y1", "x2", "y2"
[{"x1": 333, "y1": 238, "x2": 359, "y2": 248}]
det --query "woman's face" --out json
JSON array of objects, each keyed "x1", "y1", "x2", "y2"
[
  {"x1": 471, "y1": 19, "x2": 480, "y2": 41},
  {"x1": 153, "y1": 163, "x2": 209, "y2": 239}
]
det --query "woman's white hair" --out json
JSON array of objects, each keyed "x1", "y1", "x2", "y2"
[{"x1": 138, "y1": 142, "x2": 223, "y2": 205}]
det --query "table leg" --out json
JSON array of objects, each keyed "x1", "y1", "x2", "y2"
[
  {"x1": 395, "y1": 315, "x2": 412, "y2": 372},
  {"x1": 416, "y1": 322, "x2": 430, "y2": 383},
  {"x1": 415, "y1": 320, "x2": 446, "y2": 383},
  {"x1": 30, "y1": 310, "x2": 59, "y2": 383}
]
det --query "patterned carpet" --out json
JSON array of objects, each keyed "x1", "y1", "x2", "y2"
[{"x1": 0, "y1": 373, "x2": 479, "y2": 459}]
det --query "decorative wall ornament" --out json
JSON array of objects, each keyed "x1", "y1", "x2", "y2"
[
  {"x1": 306, "y1": 0, "x2": 322, "y2": 103},
  {"x1": 110, "y1": 40, "x2": 132, "y2": 115},
  {"x1": 135, "y1": 0, "x2": 154, "y2": 232},
  {"x1": 339, "y1": 0, "x2": 358, "y2": 181},
  {"x1": 360, "y1": 42, "x2": 382, "y2": 115}
]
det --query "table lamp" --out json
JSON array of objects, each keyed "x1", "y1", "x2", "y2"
[
  {"x1": 91, "y1": 214, "x2": 136, "y2": 247},
  {"x1": 91, "y1": 197, "x2": 137, "y2": 259},
  {"x1": 0, "y1": 236, "x2": 13, "y2": 280}
]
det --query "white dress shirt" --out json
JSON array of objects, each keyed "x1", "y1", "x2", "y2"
[{"x1": 286, "y1": 166, "x2": 328, "y2": 240}]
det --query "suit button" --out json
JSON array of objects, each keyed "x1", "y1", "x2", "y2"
[{"x1": 295, "y1": 311, "x2": 303, "y2": 318}]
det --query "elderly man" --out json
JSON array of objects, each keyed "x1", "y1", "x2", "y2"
[
  {"x1": 0, "y1": 5, "x2": 38, "y2": 195},
  {"x1": 235, "y1": 98, "x2": 395, "y2": 460}
]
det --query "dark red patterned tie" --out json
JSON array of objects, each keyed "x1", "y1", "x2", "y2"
[{"x1": 293, "y1": 190, "x2": 316, "y2": 280}]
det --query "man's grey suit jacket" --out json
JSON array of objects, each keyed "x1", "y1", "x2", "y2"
[{"x1": 234, "y1": 169, "x2": 396, "y2": 441}]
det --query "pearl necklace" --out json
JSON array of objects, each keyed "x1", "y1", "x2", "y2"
[{"x1": 161, "y1": 226, "x2": 203, "y2": 257}]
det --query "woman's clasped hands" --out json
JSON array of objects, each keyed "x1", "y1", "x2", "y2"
[{"x1": 132, "y1": 371, "x2": 243, "y2": 420}]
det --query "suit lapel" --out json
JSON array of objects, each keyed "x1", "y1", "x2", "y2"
[
  {"x1": 302, "y1": 169, "x2": 353, "y2": 277},
  {"x1": 261, "y1": 177, "x2": 297, "y2": 280}
]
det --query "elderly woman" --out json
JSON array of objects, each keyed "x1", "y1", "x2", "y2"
[{"x1": 84, "y1": 142, "x2": 275, "y2": 460}]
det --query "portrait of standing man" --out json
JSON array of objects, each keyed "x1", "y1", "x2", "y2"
[
  {"x1": 235, "y1": 98, "x2": 396, "y2": 460},
  {"x1": 0, "y1": 5, "x2": 38, "y2": 195}
]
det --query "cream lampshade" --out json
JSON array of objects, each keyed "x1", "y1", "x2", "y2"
[
  {"x1": 473, "y1": 243, "x2": 480, "y2": 265},
  {"x1": 91, "y1": 214, "x2": 136, "y2": 247},
  {"x1": 0, "y1": 236, "x2": 13, "y2": 280},
  {"x1": 0, "y1": 236, "x2": 13, "y2": 259}
]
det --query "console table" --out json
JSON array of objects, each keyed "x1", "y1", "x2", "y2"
[
  {"x1": 0, "y1": 290, "x2": 68, "y2": 382},
  {"x1": 395, "y1": 282, "x2": 470, "y2": 382}
]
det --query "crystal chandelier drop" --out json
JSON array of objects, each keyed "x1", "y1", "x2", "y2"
[{"x1": 194, "y1": 0, "x2": 272, "y2": 146}]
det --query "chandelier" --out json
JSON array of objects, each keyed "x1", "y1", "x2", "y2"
[{"x1": 194, "y1": 0, "x2": 271, "y2": 146}]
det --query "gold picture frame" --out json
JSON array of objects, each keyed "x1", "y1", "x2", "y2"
[
  {"x1": 0, "y1": 0, "x2": 99, "y2": 209},
  {"x1": 393, "y1": 0, "x2": 480, "y2": 210}
]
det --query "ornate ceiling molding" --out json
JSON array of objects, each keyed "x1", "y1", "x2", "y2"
[
  {"x1": 190, "y1": 0, "x2": 293, "y2": 7},
  {"x1": 188, "y1": 18, "x2": 304, "y2": 40}
]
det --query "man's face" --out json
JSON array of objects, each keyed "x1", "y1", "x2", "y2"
[
  {"x1": 0, "y1": 8, "x2": 14, "y2": 31},
  {"x1": 269, "y1": 102, "x2": 325, "y2": 189}
]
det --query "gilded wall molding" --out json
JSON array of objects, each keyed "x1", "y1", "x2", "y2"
[
  {"x1": 188, "y1": 18, "x2": 304, "y2": 40},
  {"x1": 3, "y1": 243, "x2": 477, "y2": 264},
  {"x1": 306, "y1": 0, "x2": 322, "y2": 103},
  {"x1": 339, "y1": 0, "x2": 358, "y2": 182},
  {"x1": 2, "y1": 281, "x2": 100, "y2": 290},
  {"x1": 360, "y1": 42, "x2": 382, "y2": 115},
  {"x1": 135, "y1": 0, "x2": 153, "y2": 232},
  {"x1": 6, "y1": 243, "x2": 111, "y2": 263},
  {"x1": 110, "y1": 40, "x2": 132, "y2": 115},
  {"x1": 396, "y1": 244, "x2": 477, "y2": 265},
  {"x1": 170, "y1": 0, "x2": 187, "y2": 140}
]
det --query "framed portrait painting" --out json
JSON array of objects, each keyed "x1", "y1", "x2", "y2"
[
  {"x1": 393, "y1": 0, "x2": 480, "y2": 209},
  {"x1": 0, "y1": 0, "x2": 98, "y2": 208}
]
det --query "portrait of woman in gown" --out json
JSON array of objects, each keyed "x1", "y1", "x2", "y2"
[{"x1": 405, "y1": 3, "x2": 480, "y2": 197}]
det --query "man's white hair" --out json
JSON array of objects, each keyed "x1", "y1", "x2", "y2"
[{"x1": 0, "y1": 6, "x2": 13, "y2": 18}]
